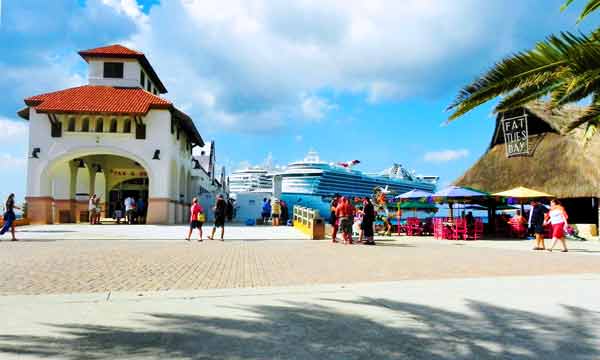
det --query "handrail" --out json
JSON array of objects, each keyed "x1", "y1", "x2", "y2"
[{"x1": 292, "y1": 205, "x2": 324, "y2": 240}]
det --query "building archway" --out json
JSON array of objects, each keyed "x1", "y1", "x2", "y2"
[
  {"x1": 35, "y1": 148, "x2": 154, "y2": 224},
  {"x1": 108, "y1": 177, "x2": 149, "y2": 223}
]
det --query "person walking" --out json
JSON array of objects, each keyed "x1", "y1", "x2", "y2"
[
  {"x1": 271, "y1": 199, "x2": 281, "y2": 226},
  {"x1": 528, "y1": 200, "x2": 549, "y2": 250},
  {"x1": 0, "y1": 194, "x2": 20, "y2": 241},
  {"x1": 361, "y1": 197, "x2": 376, "y2": 245},
  {"x1": 208, "y1": 194, "x2": 227, "y2": 241},
  {"x1": 88, "y1": 194, "x2": 97, "y2": 224},
  {"x1": 546, "y1": 199, "x2": 569, "y2": 252},
  {"x1": 261, "y1": 198, "x2": 271, "y2": 225},
  {"x1": 186, "y1": 197, "x2": 205, "y2": 242},
  {"x1": 330, "y1": 194, "x2": 340, "y2": 243},
  {"x1": 124, "y1": 196, "x2": 135, "y2": 224}
]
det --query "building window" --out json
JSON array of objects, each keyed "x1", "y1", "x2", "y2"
[
  {"x1": 153, "y1": 88, "x2": 158, "y2": 95},
  {"x1": 140, "y1": 70, "x2": 145, "y2": 87},
  {"x1": 81, "y1": 118, "x2": 90, "y2": 132},
  {"x1": 103, "y1": 62, "x2": 124, "y2": 78},
  {"x1": 95, "y1": 118, "x2": 104, "y2": 133},
  {"x1": 123, "y1": 118, "x2": 132, "y2": 133},
  {"x1": 146, "y1": 79, "x2": 151, "y2": 92},
  {"x1": 109, "y1": 118, "x2": 118, "y2": 133},
  {"x1": 135, "y1": 121, "x2": 146, "y2": 139},
  {"x1": 67, "y1": 117, "x2": 76, "y2": 132}
]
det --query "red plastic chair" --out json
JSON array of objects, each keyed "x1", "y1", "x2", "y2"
[
  {"x1": 509, "y1": 221, "x2": 527, "y2": 238},
  {"x1": 470, "y1": 219, "x2": 484, "y2": 240},
  {"x1": 433, "y1": 218, "x2": 442, "y2": 239},
  {"x1": 451, "y1": 218, "x2": 468, "y2": 240}
]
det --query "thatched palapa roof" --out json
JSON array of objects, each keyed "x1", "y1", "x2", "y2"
[{"x1": 455, "y1": 102, "x2": 600, "y2": 198}]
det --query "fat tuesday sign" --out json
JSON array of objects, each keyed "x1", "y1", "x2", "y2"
[
  {"x1": 110, "y1": 169, "x2": 148, "y2": 178},
  {"x1": 501, "y1": 113, "x2": 529, "y2": 157}
]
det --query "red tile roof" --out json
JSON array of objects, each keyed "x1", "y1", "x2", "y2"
[
  {"x1": 24, "y1": 85, "x2": 172, "y2": 115},
  {"x1": 78, "y1": 44, "x2": 143, "y2": 57},
  {"x1": 78, "y1": 44, "x2": 168, "y2": 94}
]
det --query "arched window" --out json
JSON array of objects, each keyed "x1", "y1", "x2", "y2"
[
  {"x1": 81, "y1": 118, "x2": 90, "y2": 132},
  {"x1": 95, "y1": 118, "x2": 104, "y2": 132},
  {"x1": 67, "y1": 117, "x2": 76, "y2": 132},
  {"x1": 109, "y1": 118, "x2": 118, "y2": 133},
  {"x1": 123, "y1": 118, "x2": 132, "y2": 133}
]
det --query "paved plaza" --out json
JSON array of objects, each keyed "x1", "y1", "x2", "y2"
[
  {"x1": 1, "y1": 225, "x2": 600, "y2": 359},
  {"x1": 1, "y1": 225, "x2": 599, "y2": 295},
  {"x1": 1, "y1": 275, "x2": 599, "y2": 359}
]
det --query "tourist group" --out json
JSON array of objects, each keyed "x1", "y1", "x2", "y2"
[
  {"x1": 185, "y1": 195, "x2": 235, "y2": 242},
  {"x1": 329, "y1": 194, "x2": 377, "y2": 246}
]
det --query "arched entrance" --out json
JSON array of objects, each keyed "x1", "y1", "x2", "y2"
[
  {"x1": 38, "y1": 151, "x2": 153, "y2": 224},
  {"x1": 108, "y1": 177, "x2": 149, "y2": 223}
]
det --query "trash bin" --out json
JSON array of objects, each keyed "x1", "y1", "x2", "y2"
[{"x1": 311, "y1": 218, "x2": 325, "y2": 240}]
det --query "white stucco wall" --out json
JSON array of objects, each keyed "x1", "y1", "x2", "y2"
[
  {"x1": 87, "y1": 58, "x2": 160, "y2": 94},
  {"x1": 87, "y1": 58, "x2": 143, "y2": 89},
  {"x1": 26, "y1": 108, "x2": 192, "y2": 202}
]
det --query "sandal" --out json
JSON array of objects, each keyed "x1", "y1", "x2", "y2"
[{"x1": 561, "y1": 249, "x2": 568, "y2": 252}]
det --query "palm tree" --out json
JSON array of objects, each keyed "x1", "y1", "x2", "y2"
[
  {"x1": 563, "y1": 0, "x2": 600, "y2": 22},
  {"x1": 447, "y1": 0, "x2": 600, "y2": 139}
]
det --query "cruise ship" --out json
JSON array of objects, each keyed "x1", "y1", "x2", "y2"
[
  {"x1": 229, "y1": 168, "x2": 273, "y2": 193},
  {"x1": 280, "y1": 151, "x2": 438, "y2": 217}
]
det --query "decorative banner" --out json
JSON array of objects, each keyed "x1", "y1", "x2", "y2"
[
  {"x1": 501, "y1": 113, "x2": 529, "y2": 157},
  {"x1": 110, "y1": 169, "x2": 148, "y2": 178}
]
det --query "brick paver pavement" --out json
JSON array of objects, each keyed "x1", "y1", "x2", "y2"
[{"x1": 1, "y1": 231, "x2": 599, "y2": 295}]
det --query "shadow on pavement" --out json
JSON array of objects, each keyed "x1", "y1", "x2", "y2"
[{"x1": 0, "y1": 298, "x2": 597, "y2": 359}]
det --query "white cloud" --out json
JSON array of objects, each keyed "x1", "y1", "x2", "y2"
[
  {"x1": 301, "y1": 95, "x2": 337, "y2": 121},
  {"x1": 0, "y1": 153, "x2": 27, "y2": 170},
  {"x1": 126, "y1": 0, "x2": 525, "y2": 131},
  {"x1": 424, "y1": 149, "x2": 469, "y2": 163},
  {"x1": 0, "y1": 117, "x2": 29, "y2": 152},
  {"x1": 0, "y1": 117, "x2": 28, "y2": 138}
]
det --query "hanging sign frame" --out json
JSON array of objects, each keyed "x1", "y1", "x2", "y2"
[{"x1": 501, "y1": 111, "x2": 529, "y2": 157}]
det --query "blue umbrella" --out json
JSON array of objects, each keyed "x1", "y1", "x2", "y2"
[{"x1": 395, "y1": 189, "x2": 433, "y2": 200}]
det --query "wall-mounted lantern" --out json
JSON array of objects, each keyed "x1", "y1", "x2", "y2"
[
  {"x1": 31, "y1": 147, "x2": 40, "y2": 158},
  {"x1": 152, "y1": 150, "x2": 160, "y2": 160}
]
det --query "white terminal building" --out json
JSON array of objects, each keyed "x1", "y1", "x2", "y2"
[{"x1": 19, "y1": 44, "x2": 226, "y2": 224}]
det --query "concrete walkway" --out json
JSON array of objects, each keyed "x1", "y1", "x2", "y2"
[
  {"x1": 13, "y1": 224, "x2": 309, "y2": 240},
  {"x1": 1, "y1": 274, "x2": 599, "y2": 359}
]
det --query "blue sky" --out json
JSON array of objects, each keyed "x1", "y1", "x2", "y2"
[{"x1": 0, "y1": 0, "x2": 596, "y2": 203}]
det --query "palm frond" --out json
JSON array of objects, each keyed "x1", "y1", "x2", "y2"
[
  {"x1": 562, "y1": 0, "x2": 600, "y2": 22},
  {"x1": 447, "y1": 32, "x2": 595, "y2": 121}
]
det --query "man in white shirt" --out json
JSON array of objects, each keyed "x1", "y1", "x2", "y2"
[{"x1": 124, "y1": 196, "x2": 134, "y2": 224}]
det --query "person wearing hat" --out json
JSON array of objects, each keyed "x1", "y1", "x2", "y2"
[{"x1": 271, "y1": 198, "x2": 281, "y2": 226}]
